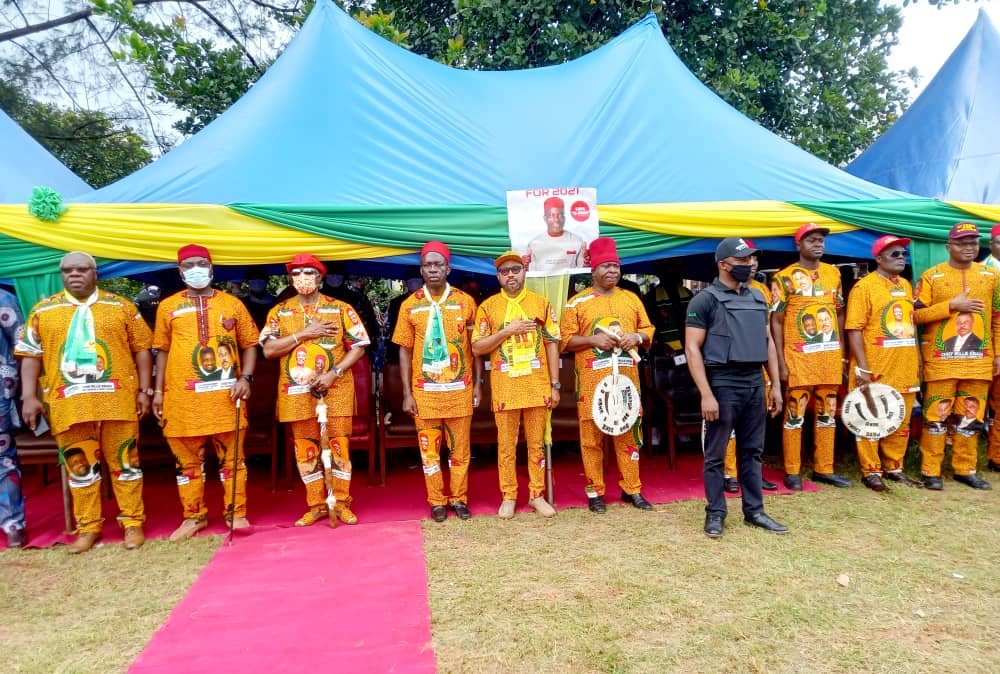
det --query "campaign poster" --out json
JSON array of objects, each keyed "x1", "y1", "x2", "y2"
[{"x1": 506, "y1": 187, "x2": 599, "y2": 278}]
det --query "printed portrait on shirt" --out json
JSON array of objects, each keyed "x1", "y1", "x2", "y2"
[
  {"x1": 193, "y1": 337, "x2": 239, "y2": 382},
  {"x1": 795, "y1": 308, "x2": 837, "y2": 347},
  {"x1": 882, "y1": 301, "x2": 915, "y2": 339},
  {"x1": 60, "y1": 341, "x2": 111, "y2": 385},
  {"x1": 816, "y1": 392, "x2": 838, "y2": 428},
  {"x1": 936, "y1": 310, "x2": 986, "y2": 356}
]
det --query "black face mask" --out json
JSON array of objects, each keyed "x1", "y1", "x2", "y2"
[{"x1": 729, "y1": 264, "x2": 753, "y2": 283}]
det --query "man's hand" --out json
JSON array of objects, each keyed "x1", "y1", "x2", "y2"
[
  {"x1": 547, "y1": 389, "x2": 560, "y2": 409},
  {"x1": 768, "y1": 386, "x2": 783, "y2": 418},
  {"x1": 855, "y1": 369, "x2": 873, "y2": 386},
  {"x1": 949, "y1": 290, "x2": 984, "y2": 313},
  {"x1": 231, "y1": 378, "x2": 252, "y2": 401},
  {"x1": 473, "y1": 381, "x2": 483, "y2": 408},
  {"x1": 152, "y1": 391, "x2": 164, "y2": 420},
  {"x1": 778, "y1": 363, "x2": 789, "y2": 383},
  {"x1": 22, "y1": 396, "x2": 43, "y2": 431},
  {"x1": 298, "y1": 320, "x2": 338, "y2": 341},
  {"x1": 505, "y1": 318, "x2": 536, "y2": 336},
  {"x1": 701, "y1": 392, "x2": 720, "y2": 422},
  {"x1": 618, "y1": 332, "x2": 642, "y2": 352},
  {"x1": 136, "y1": 392, "x2": 151, "y2": 419},
  {"x1": 591, "y1": 332, "x2": 619, "y2": 351},
  {"x1": 993, "y1": 356, "x2": 1000, "y2": 377},
  {"x1": 402, "y1": 392, "x2": 418, "y2": 417}
]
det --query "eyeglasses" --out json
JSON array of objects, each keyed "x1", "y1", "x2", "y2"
[
  {"x1": 289, "y1": 268, "x2": 320, "y2": 276},
  {"x1": 882, "y1": 250, "x2": 906, "y2": 259},
  {"x1": 497, "y1": 265, "x2": 523, "y2": 276}
]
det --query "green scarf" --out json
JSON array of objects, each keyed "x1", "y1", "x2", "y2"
[
  {"x1": 61, "y1": 289, "x2": 99, "y2": 377},
  {"x1": 421, "y1": 284, "x2": 451, "y2": 375}
]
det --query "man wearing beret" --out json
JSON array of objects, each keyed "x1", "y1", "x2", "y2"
[
  {"x1": 771, "y1": 222, "x2": 852, "y2": 490},
  {"x1": 845, "y1": 235, "x2": 922, "y2": 491},
  {"x1": 17, "y1": 251, "x2": 153, "y2": 553},
  {"x1": 525, "y1": 196, "x2": 587, "y2": 274},
  {"x1": 914, "y1": 222, "x2": 999, "y2": 489},
  {"x1": 392, "y1": 241, "x2": 482, "y2": 522},
  {"x1": 686, "y1": 237, "x2": 787, "y2": 538},
  {"x1": 261, "y1": 253, "x2": 371, "y2": 526},
  {"x1": 560, "y1": 237, "x2": 655, "y2": 513},
  {"x1": 471, "y1": 251, "x2": 560, "y2": 519},
  {"x1": 152, "y1": 244, "x2": 260, "y2": 540}
]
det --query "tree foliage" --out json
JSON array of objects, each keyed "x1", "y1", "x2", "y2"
[
  {"x1": 0, "y1": 81, "x2": 150, "y2": 188},
  {"x1": 0, "y1": 0, "x2": 975, "y2": 165}
]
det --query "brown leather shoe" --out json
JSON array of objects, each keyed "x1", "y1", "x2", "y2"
[
  {"x1": 169, "y1": 518, "x2": 208, "y2": 541},
  {"x1": 123, "y1": 526, "x2": 145, "y2": 550},
  {"x1": 333, "y1": 505, "x2": 358, "y2": 525},
  {"x1": 68, "y1": 531, "x2": 101, "y2": 554}
]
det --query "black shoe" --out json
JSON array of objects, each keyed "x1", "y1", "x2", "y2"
[
  {"x1": 723, "y1": 477, "x2": 739, "y2": 493},
  {"x1": 954, "y1": 474, "x2": 992, "y2": 490},
  {"x1": 744, "y1": 512, "x2": 789, "y2": 534},
  {"x1": 812, "y1": 472, "x2": 854, "y2": 488},
  {"x1": 588, "y1": 495, "x2": 607, "y2": 514},
  {"x1": 987, "y1": 461, "x2": 1000, "y2": 472},
  {"x1": 783, "y1": 474, "x2": 803, "y2": 491},
  {"x1": 451, "y1": 501, "x2": 473, "y2": 520},
  {"x1": 621, "y1": 491, "x2": 653, "y2": 510},
  {"x1": 861, "y1": 474, "x2": 890, "y2": 492},
  {"x1": 5, "y1": 527, "x2": 27, "y2": 548},
  {"x1": 923, "y1": 476, "x2": 943, "y2": 491},
  {"x1": 430, "y1": 505, "x2": 448, "y2": 522},
  {"x1": 761, "y1": 477, "x2": 779, "y2": 491},
  {"x1": 884, "y1": 471, "x2": 922, "y2": 487},
  {"x1": 704, "y1": 515, "x2": 724, "y2": 538}
]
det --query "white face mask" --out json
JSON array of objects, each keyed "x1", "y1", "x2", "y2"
[{"x1": 182, "y1": 267, "x2": 212, "y2": 289}]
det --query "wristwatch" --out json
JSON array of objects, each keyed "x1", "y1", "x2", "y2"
[
  {"x1": 551, "y1": 381, "x2": 561, "y2": 390},
  {"x1": 141, "y1": 388, "x2": 154, "y2": 396},
  {"x1": 332, "y1": 366, "x2": 342, "y2": 377},
  {"x1": 240, "y1": 373, "x2": 254, "y2": 383}
]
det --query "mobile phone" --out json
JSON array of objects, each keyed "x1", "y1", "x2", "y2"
[{"x1": 32, "y1": 414, "x2": 50, "y2": 436}]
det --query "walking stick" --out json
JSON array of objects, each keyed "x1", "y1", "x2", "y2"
[
  {"x1": 313, "y1": 393, "x2": 337, "y2": 527},
  {"x1": 544, "y1": 410, "x2": 554, "y2": 505},
  {"x1": 225, "y1": 398, "x2": 242, "y2": 547}
]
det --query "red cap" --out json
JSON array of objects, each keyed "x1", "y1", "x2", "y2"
[
  {"x1": 794, "y1": 222, "x2": 831, "y2": 244},
  {"x1": 420, "y1": 240, "x2": 451, "y2": 264},
  {"x1": 948, "y1": 221, "x2": 980, "y2": 240},
  {"x1": 177, "y1": 244, "x2": 211, "y2": 264},
  {"x1": 588, "y1": 237, "x2": 620, "y2": 268},
  {"x1": 543, "y1": 196, "x2": 564, "y2": 212},
  {"x1": 871, "y1": 234, "x2": 911, "y2": 258},
  {"x1": 990, "y1": 223, "x2": 1000, "y2": 240},
  {"x1": 285, "y1": 253, "x2": 327, "y2": 276}
]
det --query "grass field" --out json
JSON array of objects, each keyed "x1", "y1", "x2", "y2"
[{"x1": 3, "y1": 470, "x2": 999, "y2": 673}]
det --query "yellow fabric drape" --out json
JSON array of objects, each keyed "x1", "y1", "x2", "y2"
[
  {"x1": 0, "y1": 204, "x2": 409, "y2": 264},
  {"x1": 599, "y1": 200, "x2": 857, "y2": 236},
  {"x1": 948, "y1": 202, "x2": 1000, "y2": 224}
]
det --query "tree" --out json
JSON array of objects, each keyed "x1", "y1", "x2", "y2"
[{"x1": 0, "y1": 81, "x2": 151, "y2": 188}]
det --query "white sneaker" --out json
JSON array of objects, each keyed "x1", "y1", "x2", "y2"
[
  {"x1": 528, "y1": 497, "x2": 556, "y2": 518},
  {"x1": 498, "y1": 499, "x2": 516, "y2": 519}
]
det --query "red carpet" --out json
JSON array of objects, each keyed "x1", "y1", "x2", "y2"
[
  {"x1": 128, "y1": 521, "x2": 435, "y2": 673},
  {"x1": 15, "y1": 450, "x2": 816, "y2": 549}
]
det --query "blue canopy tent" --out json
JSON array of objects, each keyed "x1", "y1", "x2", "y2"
[
  {"x1": 3, "y1": 0, "x2": 992, "y2": 289},
  {"x1": 0, "y1": 107, "x2": 91, "y2": 203}
]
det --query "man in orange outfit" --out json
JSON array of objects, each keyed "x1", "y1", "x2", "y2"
[
  {"x1": 17, "y1": 251, "x2": 153, "y2": 554},
  {"x1": 560, "y1": 237, "x2": 655, "y2": 513},
  {"x1": 471, "y1": 251, "x2": 560, "y2": 519},
  {"x1": 152, "y1": 244, "x2": 260, "y2": 540},
  {"x1": 913, "y1": 222, "x2": 1000, "y2": 490},
  {"x1": 845, "y1": 235, "x2": 922, "y2": 491},
  {"x1": 261, "y1": 253, "x2": 371, "y2": 526},
  {"x1": 393, "y1": 241, "x2": 482, "y2": 522},
  {"x1": 771, "y1": 223, "x2": 853, "y2": 490},
  {"x1": 722, "y1": 241, "x2": 778, "y2": 493}
]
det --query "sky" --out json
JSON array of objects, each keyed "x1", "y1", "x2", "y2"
[{"x1": 889, "y1": 0, "x2": 998, "y2": 101}]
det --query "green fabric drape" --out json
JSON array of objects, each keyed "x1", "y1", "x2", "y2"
[
  {"x1": 12, "y1": 272, "x2": 61, "y2": 317},
  {"x1": 229, "y1": 203, "x2": 696, "y2": 258}
]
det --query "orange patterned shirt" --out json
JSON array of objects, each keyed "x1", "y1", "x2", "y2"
[
  {"x1": 153, "y1": 290, "x2": 260, "y2": 437},
  {"x1": 913, "y1": 261, "x2": 1000, "y2": 382},
  {"x1": 771, "y1": 261, "x2": 844, "y2": 388},
  {"x1": 15, "y1": 290, "x2": 152, "y2": 435},
  {"x1": 261, "y1": 295, "x2": 370, "y2": 422},
  {"x1": 392, "y1": 285, "x2": 477, "y2": 419},
  {"x1": 845, "y1": 272, "x2": 919, "y2": 392},
  {"x1": 559, "y1": 287, "x2": 654, "y2": 421},
  {"x1": 472, "y1": 290, "x2": 560, "y2": 412}
]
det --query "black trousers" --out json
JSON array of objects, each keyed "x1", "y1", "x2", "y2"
[{"x1": 703, "y1": 384, "x2": 766, "y2": 518}]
